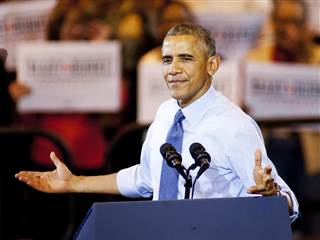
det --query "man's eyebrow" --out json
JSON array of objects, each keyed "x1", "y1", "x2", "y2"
[{"x1": 178, "y1": 54, "x2": 193, "y2": 58}]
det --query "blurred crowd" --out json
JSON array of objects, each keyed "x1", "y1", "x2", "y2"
[
  {"x1": 0, "y1": 0, "x2": 319, "y2": 239},
  {"x1": 0, "y1": 0, "x2": 200, "y2": 171}
]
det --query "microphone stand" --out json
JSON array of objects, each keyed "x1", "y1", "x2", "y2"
[
  {"x1": 184, "y1": 164, "x2": 197, "y2": 199},
  {"x1": 184, "y1": 172, "x2": 192, "y2": 199}
]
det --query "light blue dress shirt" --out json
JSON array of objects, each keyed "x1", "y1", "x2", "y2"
[{"x1": 117, "y1": 86, "x2": 299, "y2": 222}]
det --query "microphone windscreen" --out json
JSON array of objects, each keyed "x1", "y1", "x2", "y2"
[
  {"x1": 160, "y1": 143, "x2": 175, "y2": 158},
  {"x1": 189, "y1": 142, "x2": 205, "y2": 158}
]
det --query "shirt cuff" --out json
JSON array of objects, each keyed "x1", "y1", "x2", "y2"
[
  {"x1": 116, "y1": 166, "x2": 144, "y2": 198},
  {"x1": 289, "y1": 211, "x2": 300, "y2": 223}
]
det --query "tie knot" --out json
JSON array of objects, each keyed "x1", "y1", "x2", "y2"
[{"x1": 174, "y1": 109, "x2": 185, "y2": 123}]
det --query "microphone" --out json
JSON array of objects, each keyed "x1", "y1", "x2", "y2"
[
  {"x1": 160, "y1": 143, "x2": 187, "y2": 180},
  {"x1": 189, "y1": 142, "x2": 211, "y2": 179}
]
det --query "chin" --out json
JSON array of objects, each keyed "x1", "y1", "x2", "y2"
[{"x1": 168, "y1": 90, "x2": 183, "y2": 100}]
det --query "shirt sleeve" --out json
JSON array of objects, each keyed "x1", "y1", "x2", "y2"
[
  {"x1": 276, "y1": 176, "x2": 300, "y2": 222},
  {"x1": 116, "y1": 125, "x2": 154, "y2": 198},
  {"x1": 226, "y1": 118, "x2": 299, "y2": 222},
  {"x1": 117, "y1": 164, "x2": 152, "y2": 198},
  {"x1": 116, "y1": 102, "x2": 170, "y2": 198},
  {"x1": 225, "y1": 119, "x2": 267, "y2": 189}
]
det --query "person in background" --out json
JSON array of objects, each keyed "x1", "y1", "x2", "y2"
[
  {"x1": 248, "y1": 0, "x2": 320, "y2": 236},
  {"x1": 247, "y1": 0, "x2": 320, "y2": 183},
  {"x1": 248, "y1": 0, "x2": 319, "y2": 63},
  {"x1": 112, "y1": 0, "x2": 157, "y2": 122},
  {"x1": 0, "y1": 48, "x2": 14, "y2": 126},
  {"x1": 139, "y1": 0, "x2": 194, "y2": 65},
  {"x1": 8, "y1": 0, "x2": 114, "y2": 172}
]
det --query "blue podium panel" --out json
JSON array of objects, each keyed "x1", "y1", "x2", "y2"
[{"x1": 75, "y1": 196, "x2": 292, "y2": 240}]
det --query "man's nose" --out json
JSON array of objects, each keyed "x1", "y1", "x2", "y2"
[{"x1": 168, "y1": 59, "x2": 182, "y2": 74}]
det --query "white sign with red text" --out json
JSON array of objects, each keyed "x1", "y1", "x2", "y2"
[
  {"x1": 0, "y1": 0, "x2": 56, "y2": 70},
  {"x1": 17, "y1": 42, "x2": 121, "y2": 113},
  {"x1": 245, "y1": 62, "x2": 320, "y2": 120},
  {"x1": 196, "y1": 12, "x2": 266, "y2": 60}
]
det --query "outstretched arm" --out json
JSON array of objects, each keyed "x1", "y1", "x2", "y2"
[
  {"x1": 247, "y1": 149, "x2": 293, "y2": 213},
  {"x1": 15, "y1": 152, "x2": 120, "y2": 195}
]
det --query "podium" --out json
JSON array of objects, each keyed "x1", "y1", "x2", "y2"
[{"x1": 74, "y1": 196, "x2": 292, "y2": 240}]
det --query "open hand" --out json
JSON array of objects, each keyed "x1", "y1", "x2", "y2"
[
  {"x1": 247, "y1": 149, "x2": 279, "y2": 196},
  {"x1": 15, "y1": 152, "x2": 74, "y2": 193}
]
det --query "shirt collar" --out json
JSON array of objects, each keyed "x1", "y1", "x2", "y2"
[{"x1": 176, "y1": 85, "x2": 217, "y2": 127}]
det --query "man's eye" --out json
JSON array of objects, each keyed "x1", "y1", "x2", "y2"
[
  {"x1": 162, "y1": 58, "x2": 171, "y2": 64},
  {"x1": 182, "y1": 57, "x2": 192, "y2": 61}
]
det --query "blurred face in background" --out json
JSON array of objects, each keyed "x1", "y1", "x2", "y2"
[
  {"x1": 60, "y1": 9, "x2": 111, "y2": 41},
  {"x1": 273, "y1": 0, "x2": 307, "y2": 52},
  {"x1": 156, "y1": 2, "x2": 193, "y2": 44}
]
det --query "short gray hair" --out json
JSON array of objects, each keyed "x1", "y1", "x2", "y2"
[{"x1": 165, "y1": 23, "x2": 216, "y2": 57}]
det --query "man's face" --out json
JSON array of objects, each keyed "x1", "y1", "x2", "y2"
[
  {"x1": 162, "y1": 35, "x2": 216, "y2": 108},
  {"x1": 273, "y1": 0, "x2": 306, "y2": 50}
]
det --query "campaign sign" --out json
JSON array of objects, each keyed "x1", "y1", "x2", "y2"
[
  {"x1": 17, "y1": 41, "x2": 121, "y2": 113},
  {"x1": 137, "y1": 62, "x2": 169, "y2": 124},
  {"x1": 245, "y1": 62, "x2": 320, "y2": 120},
  {"x1": 0, "y1": 0, "x2": 56, "y2": 70},
  {"x1": 196, "y1": 12, "x2": 266, "y2": 60}
]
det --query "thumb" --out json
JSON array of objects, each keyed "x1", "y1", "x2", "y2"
[
  {"x1": 255, "y1": 149, "x2": 262, "y2": 167},
  {"x1": 50, "y1": 152, "x2": 62, "y2": 167}
]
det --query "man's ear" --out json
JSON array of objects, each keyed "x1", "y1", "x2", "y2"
[{"x1": 207, "y1": 55, "x2": 221, "y2": 76}]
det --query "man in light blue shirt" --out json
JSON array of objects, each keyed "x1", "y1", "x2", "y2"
[{"x1": 16, "y1": 23, "x2": 299, "y2": 222}]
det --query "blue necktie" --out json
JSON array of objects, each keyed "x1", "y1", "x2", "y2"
[{"x1": 159, "y1": 109, "x2": 185, "y2": 200}]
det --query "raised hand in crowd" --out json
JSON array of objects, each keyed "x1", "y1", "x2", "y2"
[{"x1": 8, "y1": 80, "x2": 31, "y2": 101}]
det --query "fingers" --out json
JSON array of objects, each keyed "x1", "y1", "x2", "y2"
[
  {"x1": 254, "y1": 150, "x2": 272, "y2": 175},
  {"x1": 247, "y1": 184, "x2": 278, "y2": 195},
  {"x1": 265, "y1": 175, "x2": 274, "y2": 186},
  {"x1": 8, "y1": 81, "x2": 31, "y2": 101},
  {"x1": 15, "y1": 171, "x2": 43, "y2": 188},
  {"x1": 250, "y1": 149, "x2": 277, "y2": 196},
  {"x1": 15, "y1": 171, "x2": 53, "y2": 193},
  {"x1": 255, "y1": 149, "x2": 262, "y2": 167},
  {"x1": 247, "y1": 181, "x2": 272, "y2": 193},
  {"x1": 247, "y1": 177, "x2": 277, "y2": 195},
  {"x1": 264, "y1": 164, "x2": 272, "y2": 175},
  {"x1": 15, "y1": 171, "x2": 42, "y2": 182},
  {"x1": 247, "y1": 185, "x2": 259, "y2": 193}
]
